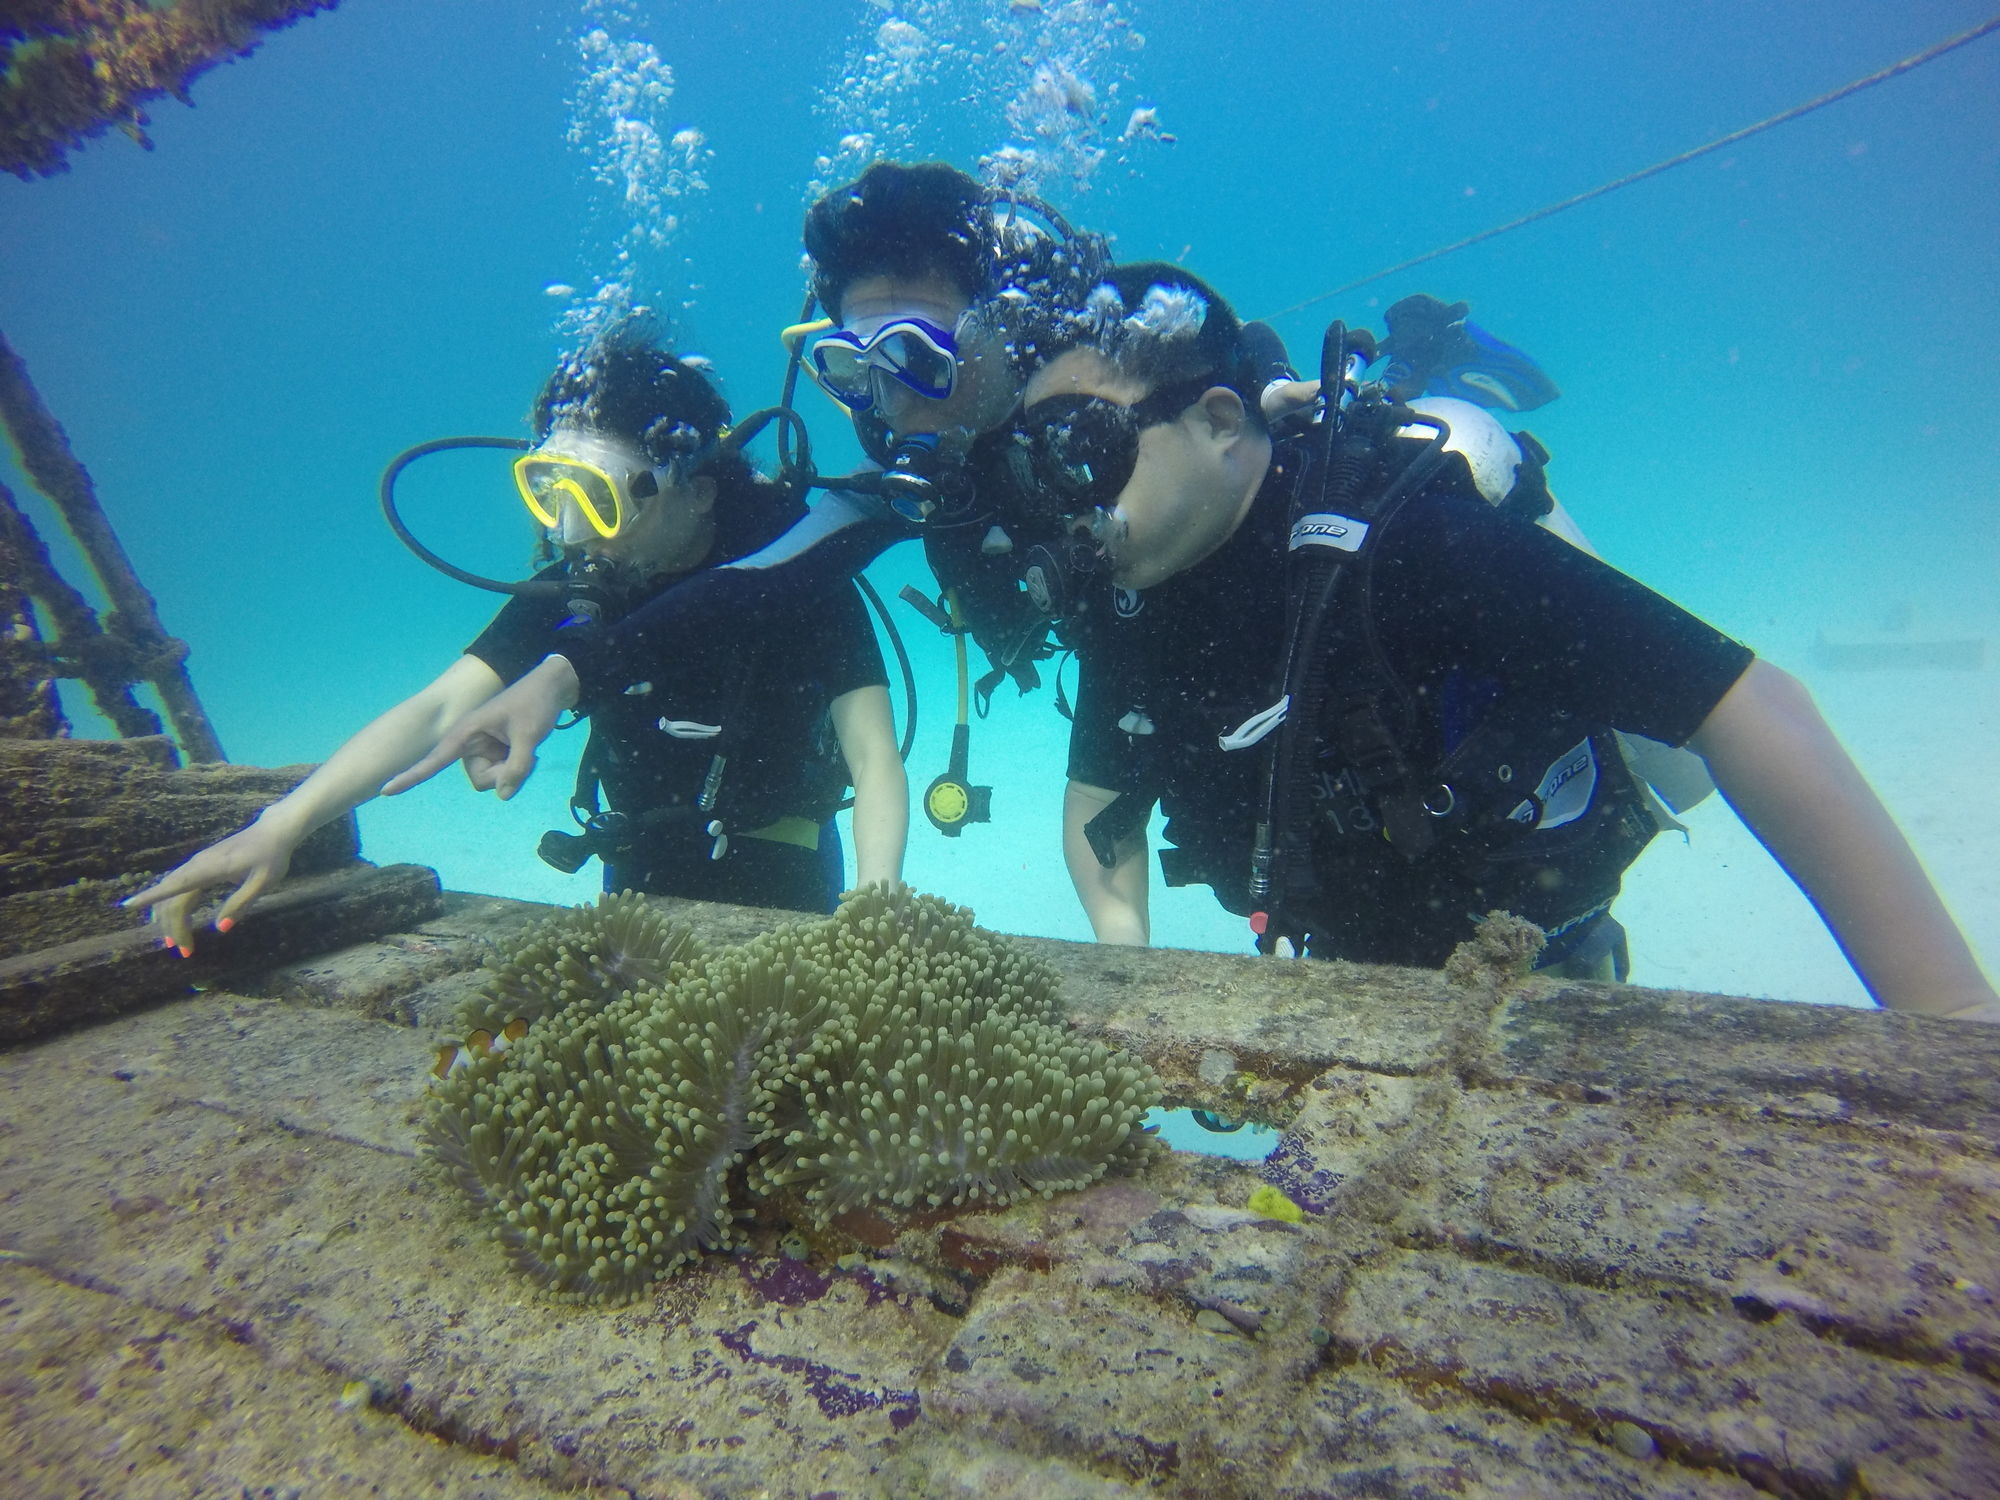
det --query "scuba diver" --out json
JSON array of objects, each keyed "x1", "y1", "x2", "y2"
[
  {"x1": 381, "y1": 160, "x2": 1115, "y2": 827},
  {"x1": 386, "y1": 162, "x2": 1303, "y2": 830},
  {"x1": 1004, "y1": 261, "x2": 1998, "y2": 1020},
  {"x1": 126, "y1": 322, "x2": 906, "y2": 952}
]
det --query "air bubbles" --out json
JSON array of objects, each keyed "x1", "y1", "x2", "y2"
[
  {"x1": 554, "y1": 0, "x2": 711, "y2": 345},
  {"x1": 1124, "y1": 282, "x2": 1207, "y2": 341},
  {"x1": 876, "y1": 19, "x2": 929, "y2": 63}
]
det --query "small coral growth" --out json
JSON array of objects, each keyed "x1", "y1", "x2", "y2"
[
  {"x1": 425, "y1": 886, "x2": 1160, "y2": 1302},
  {"x1": 1442, "y1": 909, "x2": 1546, "y2": 990}
]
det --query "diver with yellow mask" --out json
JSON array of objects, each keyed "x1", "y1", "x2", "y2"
[
  {"x1": 126, "y1": 321, "x2": 907, "y2": 952},
  {"x1": 381, "y1": 162, "x2": 1113, "y2": 832}
]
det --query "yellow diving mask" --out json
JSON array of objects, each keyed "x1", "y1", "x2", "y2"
[{"x1": 512, "y1": 447, "x2": 662, "y2": 541}]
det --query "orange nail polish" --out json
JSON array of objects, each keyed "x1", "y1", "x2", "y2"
[
  {"x1": 177, "y1": 945, "x2": 192, "y2": 959},
  {"x1": 217, "y1": 917, "x2": 235, "y2": 934}
]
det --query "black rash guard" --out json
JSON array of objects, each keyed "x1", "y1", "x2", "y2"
[
  {"x1": 467, "y1": 476, "x2": 888, "y2": 911},
  {"x1": 1067, "y1": 436, "x2": 1755, "y2": 966},
  {"x1": 556, "y1": 427, "x2": 1061, "y2": 713}
]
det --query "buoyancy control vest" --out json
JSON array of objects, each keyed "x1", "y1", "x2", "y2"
[
  {"x1": 1250, "y1": 378, "x2": 1675, "y2": 961},
  {"x1": 1064, "y1": 328, "x2": 1676, "y2": 964}
]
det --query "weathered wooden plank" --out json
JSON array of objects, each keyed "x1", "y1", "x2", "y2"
[
  {"x1": 0, "y1": 737, "x2": 350, "y2": 898},
  {"x1": 0, "y1": 862, "x2": 443, "y2": 1044}
]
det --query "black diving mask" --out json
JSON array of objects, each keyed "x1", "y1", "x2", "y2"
[{"x1": 1008, "y1": 371, "x2": 1221, "y2": 523}]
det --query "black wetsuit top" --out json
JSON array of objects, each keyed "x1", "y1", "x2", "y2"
[
  {"x1": 1066, "y1": 438, "x2": 1755, "y2": 966},
  {"x1": 557, "y1": 429, "x2": 1054, "y2": 712},
  {"x1": 466, "y1": 478, "x2": 888, "y2": 912}
]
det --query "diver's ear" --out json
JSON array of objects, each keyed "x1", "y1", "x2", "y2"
[
  {"x1": 688, "y1": 475, "x2": 717, "y2": 515},
  {"x1": 1194, "y1": 385, "x2": 1249, "y2": 442}
]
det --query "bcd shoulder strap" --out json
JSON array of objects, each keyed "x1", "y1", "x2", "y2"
[{"x1": 1254, "y1": 391, "x2": 1457, "y2": 934}]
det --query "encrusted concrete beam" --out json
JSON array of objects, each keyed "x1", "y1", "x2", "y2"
[
  {"x1": 0, "y1": 861, "x2": 444, "y2": 1044},
  {"x1": 1, "y1": 892, "x2": 1994, "y2": 1498},
  {"x1": 1, "y1": 1, "x2": 344, "y2": 179}
]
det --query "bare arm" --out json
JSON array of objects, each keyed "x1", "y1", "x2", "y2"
[
  {"x1": 125, "y1": 654, "x2": 505, "y2": 949},
  {"x1": 830, "y1": 684, "x2": 908, "y2": 890},
  {"x1": 384, "y1": 652, "x2": 579, "y2": 800},
  {"x1": 1689, "y1": 659, "x2": 1998, "y2": 1019},
  {"x1": 1063, "y1": 780, "x2": 1151, "y2": 945}
]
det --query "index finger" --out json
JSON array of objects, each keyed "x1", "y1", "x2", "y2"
[
  {"x1": 382, "y1": 741, "x2": 460, "y2": 797},
  {"x1": 123, "y1": 865, "x2": 206, "y2": 912}
]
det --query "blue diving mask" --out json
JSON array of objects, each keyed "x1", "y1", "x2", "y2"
[{"x1": 806, "y1": 312, "x2": 972, "y2": 411}]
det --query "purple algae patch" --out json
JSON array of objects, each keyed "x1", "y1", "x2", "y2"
[
  {"x1": 738, "y1": 1254, "x2": 835, "y2": 1307},
  {"x1": 1260, "y1": 1132, "x2": 1341, "y2": 1214},
  {"x1": 718, "y1": 1320, "x2": 920, "y2": 1428}
]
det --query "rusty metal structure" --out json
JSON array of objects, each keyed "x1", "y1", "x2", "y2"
[
  {"x1": 0, "y1": 331, "x2": 225, "y2": 759},
  {"x1": 1, "y1": 0, "x2": 341, "y2": 179},
  {"x1": 0, "y1": 0, "x2": 346, "y2": 760}
]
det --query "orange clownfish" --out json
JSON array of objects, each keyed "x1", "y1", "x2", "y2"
[{"x1": 430, "y1": 1017, "x2": 529, "y2": 1079}]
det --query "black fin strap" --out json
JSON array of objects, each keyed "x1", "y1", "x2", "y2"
[
  {"x1": 569, "y1": 735, "x2": 605, "y2": 822},
  {"x1": 1334, "y1": 695, "x2": 1412, "y2": 791},
  {"x1": 1052, "y1": 650, "x2": 1077, "y2": 723},
  {"x1": 1499, "y1": 430, "x2": 1556, "y2": 523},
  {"x1": 973, "y1": 664, "x2": 1008, "y2": 719},
  {"x1": 1083, "y1": 788, "x2": 1157, "y2": 869}
]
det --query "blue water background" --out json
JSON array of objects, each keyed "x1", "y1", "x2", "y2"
[{"x1": 3, "y1": 0, "x2": 1995, "y2": 1008}]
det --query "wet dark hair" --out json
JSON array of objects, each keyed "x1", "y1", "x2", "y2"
[
  {"x1": 531, "y1": 316, "x2": 752, "y2": 487},
  {"x1": 530, "y1": 316, "x2": 787, "y2": 561},
  {"x1": 803, "y1": 161, "x2": 1111, "y2": 376},
  {"x1": 803, "y1": 161, "x2": 991, "y2": 318},
  {"x1": 1038, "y1": 262, "x2": 1263, "y2": 417}
]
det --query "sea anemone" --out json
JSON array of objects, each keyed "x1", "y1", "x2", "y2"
[
  {"x1": 457, "y1": 887, "x2": 705, "y2": 1035},
  {"x1": 425, "y1": 886, "x2": 1161, "y2": 1302},
  {"x1": 754, "y1": 887, "x2": 1156, "y2": 1220}
]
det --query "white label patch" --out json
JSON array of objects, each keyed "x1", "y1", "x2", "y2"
[
  {"x1": 1218, "y1": 697, "x2": 1290, "y2": 751},
  {"x1": 658, "y1": 718, "x2": 723, "y2": 739},
  {"x1": 1290, "y1": 512, "x2": 1370, "y2": 553},
  {"x1": 1507, "y1": 738, "x2": 1598, "y2": 830}
]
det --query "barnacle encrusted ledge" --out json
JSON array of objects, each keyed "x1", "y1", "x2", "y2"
[{"x1": 425, "y1": 886, "x2": 1162, "y2": 1302}]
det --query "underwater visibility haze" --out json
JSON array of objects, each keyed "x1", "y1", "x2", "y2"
[{"x1": 2, "y1": 0, "x2": 1996, "y2": 1011}]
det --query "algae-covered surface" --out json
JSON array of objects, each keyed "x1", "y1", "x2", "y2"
[{"x1": 3, "y1": 891, "x2": 1998, "y2": 1498}]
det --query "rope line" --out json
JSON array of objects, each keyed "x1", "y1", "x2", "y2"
[{"x1": 1260, "y1": 14, "x2": 2000, "y2": 322}]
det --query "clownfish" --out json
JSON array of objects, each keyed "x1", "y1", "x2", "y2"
[{"x1": 430, "y1": 1017, "x2": 530, "y2": 1080}]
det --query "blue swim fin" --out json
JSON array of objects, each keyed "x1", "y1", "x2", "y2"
[
  {"x1": 1381, "y1": 294, "x2": 1560, "y2": 413},
  {"x1": 1435, "y1": 321, "x2": 1561, "y2": 412}
]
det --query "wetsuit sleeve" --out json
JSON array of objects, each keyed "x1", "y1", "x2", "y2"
[
  {"x1": 559, "y1": 494, "x2": 909, "y2": 715},
  {"x1": 464, "y1": 581, "x2": 570, "y2": 686},
  {"x1": 1065, "y1": 653, "x2": 1141, "y2": 791},
  {"x1": 1376, "y1": 492, "x2": 1754, "y2": 747},
  {"x1": 813, "y1": 581, "x2": 892, "y2": 699}
]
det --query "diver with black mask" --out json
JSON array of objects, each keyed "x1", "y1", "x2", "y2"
[
  {"x1": 126, "y1": 321, "x2": 907, "y2": 951},
  {"x1": 1004, "y1": 261, "x2": 1998, "y2": 1021}
]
